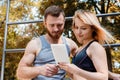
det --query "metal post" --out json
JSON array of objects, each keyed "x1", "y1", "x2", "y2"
[{"x1": 1, "y1": 0, "x2": 10, "y2": 80}]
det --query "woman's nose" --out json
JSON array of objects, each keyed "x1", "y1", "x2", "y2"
[{"x1": 77, "y1": 29, "x2": 82, "y2": 34}]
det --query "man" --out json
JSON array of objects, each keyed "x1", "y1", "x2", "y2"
[
  {"x1": 16, "y1": 5, "x2": 78, "y2": 80},
  {"x1": 16, "y1": 5, "x2": 120, "y2": 80}
]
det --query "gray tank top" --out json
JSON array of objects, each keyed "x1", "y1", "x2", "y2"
[{"x1": 33, "y1": 35, "x2": 70, "y2": 80}]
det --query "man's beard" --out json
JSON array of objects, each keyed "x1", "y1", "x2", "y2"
[{"x1": 46, "y1": 29, "x2": 63, "y2": 39}]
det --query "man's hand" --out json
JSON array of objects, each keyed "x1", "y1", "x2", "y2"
[{"x1": 40, "y1": 64, "x2": 59, "y2": 77}]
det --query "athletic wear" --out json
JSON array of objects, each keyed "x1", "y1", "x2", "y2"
[
  {"x1": 72, "y1": 40, "x2": 96, "y2": 72},
  {"x1": 33, "y1": 35, "x2": 70, "y2": 80}
]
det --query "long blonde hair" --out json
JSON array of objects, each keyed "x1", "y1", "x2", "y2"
[{"x1": 72, "y1": 10, "x2": 114, "y2": 44}]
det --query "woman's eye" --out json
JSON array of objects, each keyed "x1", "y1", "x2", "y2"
[
  {"x1": 74, "y1": 26, "x2": 79, "y2": 29},
  {"x1": 81, "y1": 28, "x2": 86, "y2": 30}
]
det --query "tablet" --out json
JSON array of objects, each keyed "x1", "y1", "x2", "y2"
[{"x1": 51, "y1": 44, "x2": 70, "y2": 64}]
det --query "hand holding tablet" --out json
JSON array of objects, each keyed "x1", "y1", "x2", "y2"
[{"x1": 51, "y1": 44, "x2": 70, "y2": 64}]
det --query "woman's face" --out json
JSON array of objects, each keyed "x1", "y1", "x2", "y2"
[{"x1": 73, "y1": 18, "x2": 94, "y2": 44}]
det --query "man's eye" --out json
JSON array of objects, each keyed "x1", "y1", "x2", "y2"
[
  {"x1": 57, "y1": 24, "x2": 63, "y2": 27},
  {"x1": 50, "y1": 24, "x2": 54, "y2": 27},
  {"x1": 81, "y1": 28, "x2": 86, "y2": 30}
]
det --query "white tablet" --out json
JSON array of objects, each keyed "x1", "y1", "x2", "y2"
[{"x1": 51, "y1": 44, "x2": 70, "y2": 64}]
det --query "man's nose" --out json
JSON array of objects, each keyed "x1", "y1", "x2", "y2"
[{"x1": 53, "y1": 26, "x2": 59, "y2": 31}]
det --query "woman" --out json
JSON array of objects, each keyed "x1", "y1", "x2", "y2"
[{"x1": 58, "y1": 10, "x2": 114, "y2": 80}]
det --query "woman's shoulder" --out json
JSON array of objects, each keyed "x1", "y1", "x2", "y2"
[
  {"x1": 90, "y1": 41, "x2": 103, "y2": 48},
  {"x1": 88, "y1": 41, "x2": 105, "y2": 53},
  {"x1": 87, "y1": 41, "x2": 106, "y2": 57}
]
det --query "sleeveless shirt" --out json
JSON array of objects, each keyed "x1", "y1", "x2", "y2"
[
  {"x1": 33, "y1": 35, "x2": 70, "y2": 80},
  {"x1": 72, "y1": 40, "x2": 96, "y2": 72}
]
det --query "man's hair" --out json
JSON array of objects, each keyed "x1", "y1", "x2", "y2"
[{"x1": 44, "y1": 5, "x2": 65, "y2": 20}]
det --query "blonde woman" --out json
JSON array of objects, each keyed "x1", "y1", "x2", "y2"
[{"x1": 58, "y1": 10, "x2": 114, "y2": 80}]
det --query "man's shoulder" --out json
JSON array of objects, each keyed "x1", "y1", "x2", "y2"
[
  {"x1": 63, "y1": 37, "x2": 78, "y2": 48},
  {"x1": 64, "y1": 37, "x2": 75, "y2": 43},
  {"x1": 30, "y1": 37, "x2": 39, "y2": 42},
  {"x1": 27, "y1": 37, "x2": 41, "y2": 46},
  {"x1": 26, "y1": 36, "x2": 42, "y2": 53}
]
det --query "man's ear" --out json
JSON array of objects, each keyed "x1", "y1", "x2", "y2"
[{"x1": 43, "y1": 21, "x2": 46, "y2": 28}]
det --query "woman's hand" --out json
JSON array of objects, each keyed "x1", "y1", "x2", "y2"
[
  {"x1": 58, "y1": 62, "x2": 79, "y2": 74},
  {"x1": 109, "y1": 72, "x2": 120, "y2": 80}
]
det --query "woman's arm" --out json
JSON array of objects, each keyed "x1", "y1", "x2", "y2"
[
  {"x1": 59, "y1": 42, "x2": 108, "y2": 80},
  {"x1": 109, "y1": 71, "x2": 120, "y2": 80}
]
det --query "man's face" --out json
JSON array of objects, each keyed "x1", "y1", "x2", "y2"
[{"x1": 44, "y1": 14, "x2": 65, "y2": 39}]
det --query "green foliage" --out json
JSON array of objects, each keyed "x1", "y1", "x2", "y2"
[
  {"x1": 111, "y1": 48, "x2": 120, "y2": 73},
  {"x1": 5, "y1": 53, "x2": 23, "y2": 79}
]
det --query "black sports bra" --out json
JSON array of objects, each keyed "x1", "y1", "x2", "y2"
[{"x1": 72, "y1": 40, "x2": 96, "y2": 72}]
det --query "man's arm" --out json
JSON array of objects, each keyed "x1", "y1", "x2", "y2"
[
  {"x1": 16, "y1": 38, "x2": 42, "y2": 79},
  {"x1": 66, "y1": 38, "x2": 78, "y2": 58},
  {"x1": 16, "y1": 38, "x2": 59, "y2": 79}
]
